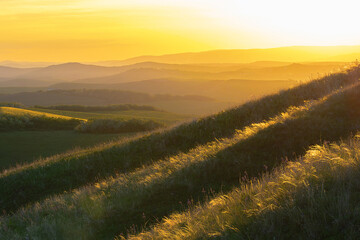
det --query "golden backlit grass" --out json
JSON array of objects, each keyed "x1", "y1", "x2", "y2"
[{"x1": 126, "y1": 135, "x2": 360, "y2": 240}]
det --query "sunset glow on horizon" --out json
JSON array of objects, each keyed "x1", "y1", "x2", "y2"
[{"x1": 1, "y1": 0, "x2": 360, "y2": 61}]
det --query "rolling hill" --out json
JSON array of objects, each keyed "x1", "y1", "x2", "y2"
[
  {"x1": 0, "y1": 57, "x2": 350, "y2": 88},
  {"x1": 0, "y1": 61, "x2": 298, "y2": 86},
  {"x1": 0, "y1": 104, "x2": 189, "y2": 171},
  {"x1": 0, "y1": 63, "x2": 126, "y2": 85},
  {"x1": 99, "y1": 45, "x2": 360, "y2": 65},
  {"x1": 0, "y1": 65, "x2": 359, "y2": 239},
  {"x1": 0, "y1": 61, "x2": 57, "y2": 68},
  {"x1": 77, "y1": 62, "x2": 347, "y2": 84},
  {"x1": 0, "y1": 106, "x2": 83, "y2": 131},
  {"x1": 0, "y1": 89, "x2": 213, "y2": 105},
  {"x1": 1, "y1": 61, "x2": 292, "y2": 85},
  {"x1": 0, "y1": 66, "x2": 39, "y2": 80},
  {"x1": 52, "y1": 79, "x2": 296, "y2": 102},
  {"x1": 15, "y1": 63, "x2": 124, "y2": 82},
  {"x1": 0, "y1": 89, "x2": 226, "y2": 115}
]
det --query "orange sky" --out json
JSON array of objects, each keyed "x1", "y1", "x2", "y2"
[{"x1": 1, "y1": 0, "x2": 360, "y2": 61}]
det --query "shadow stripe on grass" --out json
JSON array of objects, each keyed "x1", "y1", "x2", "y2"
[{"x1": 127, "y1": 136, "x2": 360, "y2": 239}]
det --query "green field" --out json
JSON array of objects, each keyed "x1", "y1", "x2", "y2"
[
  {"x1": 29, "y1": 108, "x2": 192, "y2": 124},
  {"x1": 0, "y1": 106, "x2": 190, "y2": 171},
  {"x1": 0, "y1": 131, "x2": 133, "y2": 171},
  {"x1": 1, "y1": 66, "x2": 360, "y2": 239}
]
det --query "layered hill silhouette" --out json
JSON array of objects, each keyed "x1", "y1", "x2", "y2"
[
  {"x1": 0, "y1": 63, "x2": 124, "y2": 85},
  {"x1": 76, "y1": 63, "x2": 346, "y2": 84},
  {"x1": 0, "y1": 66, "x2": 39, "y2": 80},
  {"x1": 0, "y1": 65, "x2": 359, "y2": 239},
  {"x1": 1, "y1": 45, "x2": 356, "y2": 88},
  {"x1": 1, "y1": 46, "x2": 360, "y2": 69},
  {"x1": 0, "y1": 89, "x2": 213, "y2": 105},
  {"x1": 98, "y1": 45, "x2": 360, "y2": 65},
  {"x1": 52, "y1": 79, "x2": 295, "y2": 102},
  {"x1": 0, "y1": 60, "x2": 348, "y2": 115},
  {"x1": 0, "y1": 61, "x2": 348, "y2": 87},
  {"x1": 0, "y1": 89, "x2": 222, "y2": 114}
]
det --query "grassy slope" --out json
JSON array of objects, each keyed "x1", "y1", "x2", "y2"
[
  {"x1": 128, "y1": 135, "x2": 360, "y2": 240},
  {"x1": 0, "y1": 67, "x2": 359, "y2": 239},
  {"x1": 0, "y1": 131, "x2": 132, "y2": 171},
  {"x1": 0, "y1": 107, "x2": 84, "y2": 130},
  {"x1": 30, "y1": 108, "x2": 191, "y2": 125},
  {"x1": 147, "y1": 100, "x2": 236, "y2": 116},
  {"x1": 0, "y1": 69, "x2": 358, "y2": 214},
  {"x1": 0, "y1": 107, "x2": 81, "y2": 120}
]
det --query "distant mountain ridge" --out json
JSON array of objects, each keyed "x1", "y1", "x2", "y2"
[
  {"x1": 76, "y1": 62, "x2": 347, "y2": 84},
  {"x1": 0, "y1": 89, "x2": 214, "y2": 105},
  {"x1": 50, "y1": 79, "x2": 296, "y2": 102},
  {"x1": 0, "y1": 61, "x2": 291, "y2": 85},
  {"x1": 95, "y1": 45, "x2": 360, "y2": 65},
  {"x1": 1, "y1": 45, "x2": 359, "y2": 70},
  {"x1": 0, "y1": 60, "x2": 348, "y2": 87}
]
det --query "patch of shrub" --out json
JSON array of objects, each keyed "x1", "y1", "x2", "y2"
[{"x1": 75, "y1": 118, "x2": 163, "y2": 133}]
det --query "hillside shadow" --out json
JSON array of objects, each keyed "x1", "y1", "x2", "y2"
[{"x1": 97, "y1": 84, "x2": 360, "y2": 239}]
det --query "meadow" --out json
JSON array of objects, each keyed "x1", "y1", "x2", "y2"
[
  {"x1": 0, "y1": 105, "x2": 190, "y2": 171},
  {"x1": 0, "y1": 131, "x2": 131, "y2": 171},
  {"x1": 0, "y1": 65, "x2": 359, "y2": 239},
  {"x1": 30, "y1": 107, "x2": 191, "y2": 125}
]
